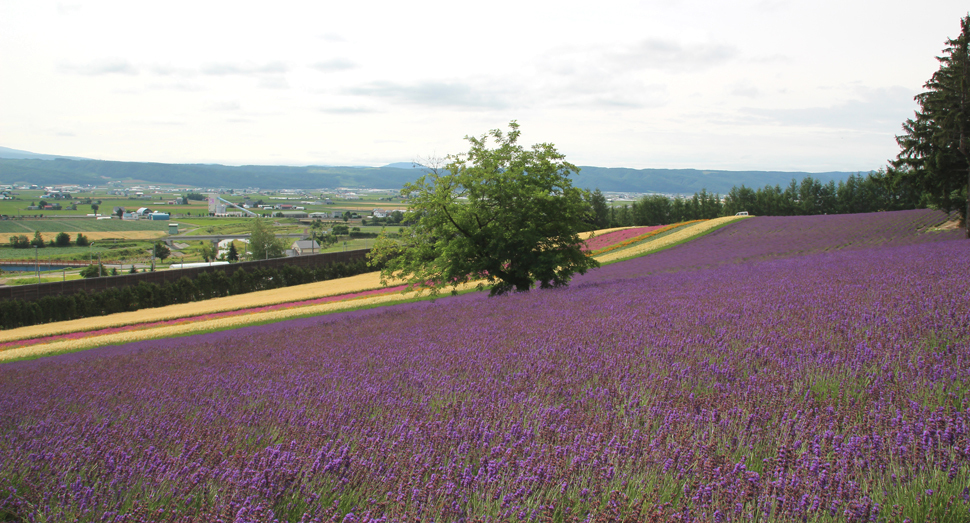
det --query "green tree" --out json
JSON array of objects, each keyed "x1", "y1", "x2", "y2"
[
  {"x1": 588, "y1": 188, "x2": 610, "y2": 229},
  {"x1": 248, "y1": 218, "x2": 285, "y2": 260},
  {"x1": 9, "y1": 235, "x2": 30, "y2": 249},
  {"x1": 369, "y1": 121, "x2": 598, "y2": 296},
  {"x1": 227, "y1": 242, "x2": 239, "y2": 261},
  {"x1": 319, "y1": 232, "x2": 338, "y2": 249},
  {"x1": 55, "y1": 232, "x2": 72, "y2": 247},
  {"x1": 75, "y1": 233, "x2": 89, "y2": 247},
  {"x1": 152, "y1": 242, "x2": 171, "y2": 261},
  {"x1": 30, "y1": 231, "x2": 45, "y2": 248},
  {"x1": 80, "y1": 264, "x2": 106, "y2": 278},
  {"x1": 892, "y1": 15, "x2": 970, "y2": 236},
  {"x1": 199, "y1": 241, "x2": 216, "y2": 262},
  {"x1": 91, "y1": 203, "x2": 99, "y2": 214}
]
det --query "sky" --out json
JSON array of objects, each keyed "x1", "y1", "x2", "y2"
[{"x1": 1, "y1": 1, "x2": 967, "y2": 172}]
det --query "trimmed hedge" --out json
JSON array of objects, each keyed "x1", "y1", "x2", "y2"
[{"x1": 0, "y1": 258, "x2": 370, "y2": 330}]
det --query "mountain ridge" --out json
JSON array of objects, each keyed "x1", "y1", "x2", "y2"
[{"x1": 0, "y1": 147, "x2": 866, "y2": 194}]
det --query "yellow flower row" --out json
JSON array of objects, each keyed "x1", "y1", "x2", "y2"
[
  {"x1": 595, "y1": 216, "x2": 749, "y2": 264},
  {"x1": 0, "y1": 271, "x2": 393, "y2": 344},
  {"x1": 0, "y1": 231, "x2": 166, "y2": 243},
  {"x1": 0, "y1": 287, "x2": 451, "y2": 362},
  {"x1": 591, "y1": 221, "x2": 705, "y2": 256}
]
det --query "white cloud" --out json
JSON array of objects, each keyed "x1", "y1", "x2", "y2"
[
  {"x1": 611, "y1": 39, "x2": 738, "y2": 72},
  {"x1": 56, "y1": 3, "x2": 82, "y2": 15},
  {"x1": 310, "y1": 59, "x2": 358, "y2": 72},
  {"x1": 200, "y1": 61, "x2": 289, "y2": 76},
  {"x1": 207, "y1": 101, "x2": 242, "y2": 112},
  {"x1": 59, "y1": 59, "x2": 138, "y2": 76},
  {"x1": 741, "y1": 86, "x2": 918, "y2": 132},
  {"x1": 542, "y1": 38, "x2": 737, "y2": 78},
  {"x1": 730, "y1": 84, "x2": 761, "y2": 98},
  {"x1": 344, "y1": 81, "x2": 512, "y2": 109},
  {"x1": 319, "y1": 106, "x2": 378, "y2": 114},
  {"x1": 317, "y1": 33, "x2": 346, "y2": 42}
]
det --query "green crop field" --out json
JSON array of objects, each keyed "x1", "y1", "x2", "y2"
[
  {"x1": 1, "y1": 274, "x2": 86, "y2": 285},
  {"x1": 0, "y1": 192, "x2": 208, "y2": 218},
  {"x1": 0, "y1": 219, "x2": 170, "y2": 233},
  {"x1": 0, "y1": 240, "x2": 156, "y2": 261},
  {"x1": 316, "y1": 237, "x2": 377, "y2": 253}
]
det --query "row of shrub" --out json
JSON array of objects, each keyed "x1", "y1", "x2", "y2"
[
  {"x1": 0, "y1": 258, "x2": 371, "y2": 330},
  {"x1": 9, "y1": 232, "x2": 90, "y2": 249}
]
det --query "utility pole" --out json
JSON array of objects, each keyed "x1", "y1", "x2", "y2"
[{"x1": 35, "y1": 245, "x2": 39, "y2": 283}]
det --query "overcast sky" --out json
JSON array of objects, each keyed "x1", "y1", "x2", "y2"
[{"x1": 1, "y1": 1, "x2": 967, "y2": 172}]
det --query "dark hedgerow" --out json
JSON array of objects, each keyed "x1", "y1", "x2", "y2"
[{"x1": 0, "y1": 258, "x2": 370, "y2": 330}]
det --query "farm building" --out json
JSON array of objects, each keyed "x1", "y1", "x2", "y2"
[{"x1": 290, "y1": 240, "x2": 321, "y2": 255}]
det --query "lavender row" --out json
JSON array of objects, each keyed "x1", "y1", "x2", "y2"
[
  {"x1": 0, "y1": 213, "x2": 968, "y2": 522},
  {"x1": 580, "y1": 209, "x2": 961, "y2": 283}
]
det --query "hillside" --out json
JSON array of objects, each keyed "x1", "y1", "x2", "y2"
[
  {"x1": 0, "y1": 154, "x2": 858, "y2": 194},
  {"x1": 0, "y1": 211, "x2": 967, "y2": 520}
]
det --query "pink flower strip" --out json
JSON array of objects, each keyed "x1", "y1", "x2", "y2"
[{"x1": 583, "y1": 226, "x2": 663, "y2": 251}]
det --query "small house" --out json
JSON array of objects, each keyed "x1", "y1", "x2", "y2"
[{"x1": 290, "y1": 240, "x2": 321, "y2": 255}]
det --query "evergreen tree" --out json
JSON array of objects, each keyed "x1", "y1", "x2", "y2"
[
  {"x1": 588, "y1": 189, "x2": 610, "y2": 229},
  {"x1": 228, "y1": 242, "x2": 239, "y2": 261},
  {"x1": 892, "y1": 15, "x2": 970, "y2": 236},
  {"x1": 30, "y1": 231, "x2": 45, "y2": 248}
]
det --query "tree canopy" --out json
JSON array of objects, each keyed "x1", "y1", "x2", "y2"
[
  {"x1": 369, "y1": 122, "x2": 598, "y2": 296},
  {"x1": 892, "y1": 15, "x2": 970, "y2": 237},
  {"x1": 152, "y1": 241, "x2": 171, "y2": 261},
  {"x1": 248, "y1": 219, "x2": 286, "y2": 260}
]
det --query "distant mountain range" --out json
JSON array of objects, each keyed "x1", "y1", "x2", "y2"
[{"x1": 0, "y1": 146, "x2": 867, "y2": 195}]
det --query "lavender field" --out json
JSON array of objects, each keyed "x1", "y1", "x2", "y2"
[
  {"x1": 582, "y1": 209, "x2": 960, "y2": 280},
  {"x1": 1, "y1": 210, "x2": 968, "y2": 522}
]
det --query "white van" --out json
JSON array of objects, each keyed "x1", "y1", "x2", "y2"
[{"x1": 735, "y1": 211, "x2": 749, "y2": 216}]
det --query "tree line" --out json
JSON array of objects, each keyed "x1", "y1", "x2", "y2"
[
  {"x1": 9, "y1": 232, "x2": 91, "y2": 249},
  {"x1": 0, "y1": 258, "x2": 371, "y2": 330},
  {"x1": 585, "y1": 170, "x2": 930, "y2": 229}
]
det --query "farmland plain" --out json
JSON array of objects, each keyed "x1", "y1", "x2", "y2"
[{"x1": 0, "y1": 210, "x2": 967, "y2": 522}]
